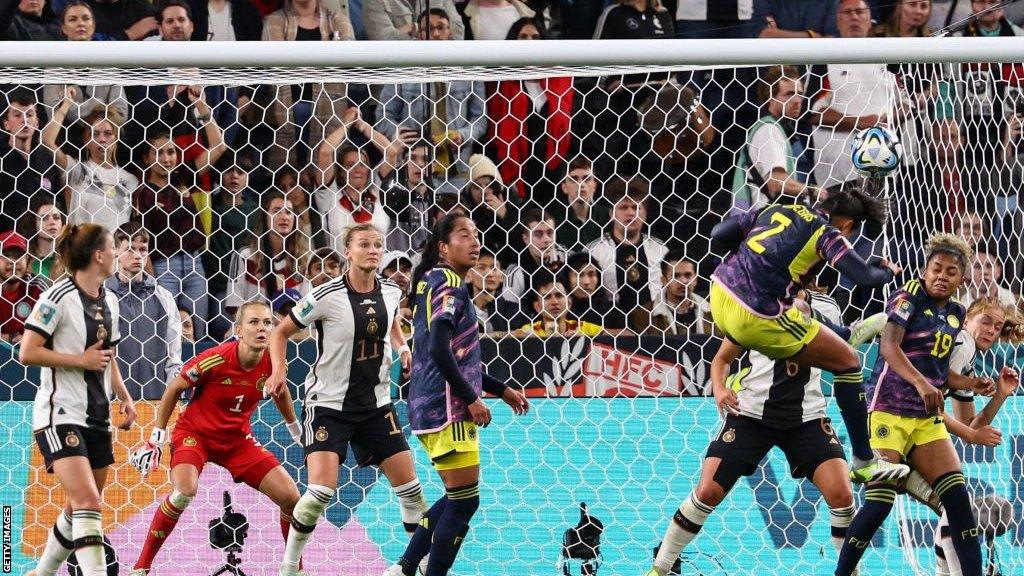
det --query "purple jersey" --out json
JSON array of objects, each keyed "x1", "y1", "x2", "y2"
[
  {"x1": 712, "y1": 204, "x2": 852, "y2": 317},
  {"x1": 867, "y1": 279, "x2": 966, "y2": 418},
  {"x1": 409, "y1": 266, "x2": 482, "y2": 434}
]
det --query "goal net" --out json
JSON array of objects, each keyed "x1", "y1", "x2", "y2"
[{"x1": 0, "y1": 38, "x2": 1022, "y2": 575}]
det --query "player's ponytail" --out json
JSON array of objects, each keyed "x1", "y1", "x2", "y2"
[
  {"x1": 55, "y1": 222, "x2": 109, "y2": 273},
  {"x1": 410, "y1": 212, "x2": 466, "y2": 299}
]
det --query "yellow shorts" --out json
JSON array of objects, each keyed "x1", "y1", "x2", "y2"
[
  {"x1": 416, "y1": 421, "x2": 480, "y2": 471},
  {"x1": 710, "y1": 282, "x2": 820, "y2": 360},
  {"x1": 869, "y1": 410, "x2": 950, "y2": 456}
]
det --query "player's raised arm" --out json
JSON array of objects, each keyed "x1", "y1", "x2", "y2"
[{"x1": 267, "y1": 313, "x2": 300, "y2": 398}]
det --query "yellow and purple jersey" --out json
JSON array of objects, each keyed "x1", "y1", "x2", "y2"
[
  {"x1": 712, "y1": 204, "x2": 853, "y2": 318},
  {"x1": 867, "y1": 279, "x2": 966, "y2": 418}
]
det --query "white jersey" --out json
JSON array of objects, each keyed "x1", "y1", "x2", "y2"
[
  {"x1": 946, "y1": 330, "x2": 976, "y2": 403},
  {"x1": 290, "y1": 273, "x2": 403, "y2": 413},
  {"x1": 26, "y1": 278, "x2": 122, "y2": 431},
  {"x1": 727, "y1": 292, "x2": 840, "y2": 428}
]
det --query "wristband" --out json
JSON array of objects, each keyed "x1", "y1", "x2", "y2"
[
  {"x1": 398, "y1": 344, "x2": 410, "y2": 355},
  {"x1": 150, "y1": 427, "x2": 168, "y2": 446},
  {"x1": 286, "y1": 420, "x2": 302, "y2": 442}
]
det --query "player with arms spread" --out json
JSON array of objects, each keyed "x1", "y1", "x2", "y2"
[
  {"x1": 128, "y1": 301, "x2": 303, "y2": 576},
  {"x1": 269, "y1": 223, "x2": 431, "y2": 576},
  {"x1": 709, "y1": 186, "x2": 905, "y2": 484},
  {"x1": 647, "y1": 290, "x2": 876, "y2": 576},
  {"x1": 384, "y1": 213, "x2": 530, "y2": 576},
  {"x1": 23, "y1": 223, "x2": 137, "y2": 576},
  {"x1": 835, "y1": 233, "x2": 988, "y2": 576}
]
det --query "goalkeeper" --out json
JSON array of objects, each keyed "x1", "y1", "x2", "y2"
[{"x1": 127, "y1": 301, "x2": 304, "y2": 576}]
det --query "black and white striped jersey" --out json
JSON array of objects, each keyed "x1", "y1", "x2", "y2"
[
  {"x1": 726, "y1": 292, "x2": 841, "y2": 428},
  {"x1": 946, "y1": 330, "x2": 976, "y2": 403},
  {"x1": 26, "y1": 278, "x2": 121, "y2": 431},
  {"x1": 290, "y1": 273, "x2": 403, "y2": 414}
]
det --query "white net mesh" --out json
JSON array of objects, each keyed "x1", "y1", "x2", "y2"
[{"x1": 1, "y1": 45, "x2": 1022, "y2": 576}]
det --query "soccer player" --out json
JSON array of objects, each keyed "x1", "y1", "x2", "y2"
[
  {"x1": 710, "y1": 185, "x2": 907, "y2": 483},
  {"x1": 384, "y1": 213, "x2": 530, "y2": 576},
  {"x1": 267, "y1": 223, "x2": 429, "y2": 576},
  {"x1": 646, "y1": 290, "x2": 874, "y2": 576},
  {"x1": 127, "y1": 300, "x2": 303, "y2": 576},
  {"x1": 22, "y1": 224, "x2": 137, "y2": 576},
  {"x1": 835, "y1": 234, "x2": 986, "y2": 576}
]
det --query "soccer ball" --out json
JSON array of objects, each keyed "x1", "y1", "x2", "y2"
[{"x1": 851, "y1": 126, "x2": 903, "y2": 178}]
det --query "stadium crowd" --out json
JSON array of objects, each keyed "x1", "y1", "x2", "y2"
[{"x1": 2, "y1": 0, "x2": 1024, "y2": 399}]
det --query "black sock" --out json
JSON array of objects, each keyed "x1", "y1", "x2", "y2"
[
  {"x1": 934, "y1": 472, "x2": 982, "y2": 576},
  {"x1": 833, "y1": 368, "x2": 873, "y2": 461},
  {"x1": 425, "y1": 483, "x2": 480, "y2": 576},
  {"x1": 835, "y1": 484, "x2": 896, "y2": 576},
  {"x1": 399, "y1": 496, "x2": 448, "y2": 575}
]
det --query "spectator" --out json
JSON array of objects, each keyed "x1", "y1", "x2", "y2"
[
  {"x1": 547, "y1": 158, "x2": 608, "y2": 250},
  {"x1": 751, "y1": 0, "x2": 839, "y2": 38},
  {"x1": 305, "y1": 246, "x2": 343, "y2": 288},
  {"x1": 225, "y1": 191, "x2": 309, "y2": 317},
  {"x1": 962, "y1": 248, "x2": 1017, "y2": 308},
  {"x1": 382, "y1": 137, "x2": 432, "y2": 251},
  {"x1": 1, "y1": 0, "x2": 61, "y2": 40},
  {"x1": 106, "y1": 222, "x2": 183, "y2": 400},
  {"x1": 263, "y1": 0, "x2": 354, "y2": 168},
  {"x1": 275, "y1": 165, "x2": 316, "y2": 241},
  {"x1": 42, "y1": 94, "x2": 140, "y2": 231},
  {"x1": 564, "y1": 251, "x2": 625, "y2": 328},
  {"x1": 186, "y1": 0, "x2": 263, "y2": 40},
  {"x1": 205, "y1": 147, "x2": 260, "y2": 337},
  {"x1": 514, "y1": 272, "x2": 604, "y2": 337},
  {"x1": 952, "y1": 209, "x2": 986, "y2": 252},
  {"x1": 809, "y1": 0, "x2": 911, "y2": 188},
  {"x1": 135, "y1": 125, "x2": 226, "y2": 337},
  {"x1": 18, "y1": 196, "x2": 66, "y2": 282},
  {"x1": 72, "y1": 0, "x2": 158, "y2": 39},
  {"x1": 178, "y1": 305, "x2": 195, "y2": 342},
  {"x1": 870, "y1": 0, "x2": 932, "y2": 36},
  {"x1": 42, "y1": 3, "x2": 129, "y2": 124},
  {"x1": 675, "y1": 0, "x2": 753, "y2": 39},
  {"x1": 313, "y1": 111, "x2": 395, "y2": 251},
  {"x1": 501, "y1": 207, "x2": 567, "y2": 304},
  {"x1": 489, "y1": 18, "x2": 575, "y2": 200},
  {"x1": 467, "y1": 249, "x2": 518, "y2": 333},
  {"x1": 459, "y1": 0, "x2": 535, "y2": 40},
  {"x1": 379, "y1": 250, "x2": 413, "y2": 293},
  {"x1": 0, "y1": 231, "x2": 44, "y2": 344},
  {"x1": 594, "y1": 0, "x2": 673, "y2": 39},
  {"x1": 459, "y1": 170, "x2": 520, "y2": 266},
  {"x1": 731, "y1": 65, "x2": 817, "y2": 214},
  {"x1": 630, "y1": 254, "x2": 712, "y2": 334},
  {"x1": 587, "y1": 178, "x2": 669, "y2": 315},
  {"x1": 363, "y1": 0, "x2": 463, "y2": 39},
  {"x1": 376, "y1": 9, "x2": 485, "y2": 191},
  {"x1": 0, "y1": 89, "x2": 61, "y2": 233}
]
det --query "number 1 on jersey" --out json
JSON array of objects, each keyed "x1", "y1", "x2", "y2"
[
  {"x1": 229, "y1": 394, "x2": 245, "y2": 413},
  {"x1": 746, "y1": 212, "x2": 793, "y2": 254}
]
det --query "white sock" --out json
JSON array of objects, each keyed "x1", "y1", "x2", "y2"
[
  {"x1": 281, "y1": 484, "x2": 333, "y2": 572},
  {"x1": 393, "y1": 478, "x2": 427, "y2": 532},
  {"x1": 34, "y1": 511, "x2": 74, "y2": 576},
  {"x1": 904, "y1": 470, "x2": 941, "y2": 512},
  {"x1": 936, "y1": 510, "x2": 962, "y2": 576},
  {"x1": 167, "y1": 488, "x2": 193, "y2": 510},
  {"x1": 829, "y1": 504, "x2": 855, "y2": 554},
  {"x1": 653, "y1": 494, "x2": 714, "y2": 573},
  {"x1": 71, "y1": 510, "x2": 105, "y2": 576}
]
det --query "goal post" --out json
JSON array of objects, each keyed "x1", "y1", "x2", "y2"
[{"x1": 1, "y1": 37, "x2": 1023, "y2": 576}]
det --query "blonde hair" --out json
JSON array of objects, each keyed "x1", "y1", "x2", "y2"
[
  {"x1": 966, "y1": 296, "x2": 1024, "y2": 344},
  {"x1": 234, "y1": 300, "x2": 271, "y2": 326},
  {"x1": 925, "y1": 232, "x2": 973, "y2": 271},
  {"x1": 81, "y1": 104, "x2": 124, "y2": 164}
]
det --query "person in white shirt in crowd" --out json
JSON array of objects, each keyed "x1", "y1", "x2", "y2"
[
  {"x1": 362, "y1": 0, "x2": 463, "y2": 39},
  {"x1": 631, "y1": 253, "x2": 712, "y2": 335},
  {"x1": 459, "y1": 0, "x2": 535, "y2": 39},
  {"x1": 809, "y1": 0, "x2": 915, "y2": 189},
  {"x1": 961, "y1": 247, "x2": 1018, "y2": 308}
]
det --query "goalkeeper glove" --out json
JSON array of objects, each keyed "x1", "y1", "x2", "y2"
[{"x1": 130, "y1": 428, "x2": 168, "y2": 477}]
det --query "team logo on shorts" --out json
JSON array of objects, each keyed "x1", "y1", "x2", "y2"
[
  {"x1": 468, "y1": 426, "x2": 477, "y2": 440},
  {"x1": 64, "y1": 431, "x2": 80, "y2": 448},
  {"x1": 948, "y1": 315, "x2": 960, "y2": 329},
  {"x1": 315, "y1": 427, "x2": 329, "y2": 442},
  {"x1": 183, "y1": 436, "x2": 197, "y2": 447},
  {"x1": 875, "y1": 425, "x2": 890, "y2": 439},
  {"x1": 821, "y1": 419, "x2": 835, "y2": 437},
  {"x1": 721, "y1": 428, "x2": 736, "y2": 443}
]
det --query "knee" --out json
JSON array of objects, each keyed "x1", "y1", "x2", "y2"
[
  {"x1": 70, "y1": 490, "x2": 102, "y2": 512},
  {"x1": 693, "y1": 480, "x2": 726, "y2": 507},
  {"x1": 175, "y1": 478, "x2": 198, "y2": 499},
  {"x1": 280, "y1": 487, "x2": 301, "y2": 514},
  {"x1": 823, "y1": 486, "x2": 854, "y2": 510}
]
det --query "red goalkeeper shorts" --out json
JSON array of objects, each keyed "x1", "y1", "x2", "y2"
[{"x1": 170, "y1": 426, "x2": 281, "y2": 489}]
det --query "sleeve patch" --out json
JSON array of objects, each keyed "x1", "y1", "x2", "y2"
[
  {"x1": 441, "y1": 294, "x2": 457, "y2": 316},
  {"x1": 33, "y1": 302, "x2": 56, "y2": 325},
  {"x1": 293, "y1": 297, "x2": 316, "y2": 323},
  {"x1": 185, "y1": 366, "x2": 202, "y2": 382},
  {"x1": 894, "y1": 297, "x2": 913, "y2": 322}
]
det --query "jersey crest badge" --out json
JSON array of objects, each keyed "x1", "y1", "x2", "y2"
[
  {"x1": 183, "y1": 436, "x2": 197, "y2": 447},
  {"x1": 948, "y1": 315, "x2": 960, "y2": 329},
  {"x1": 256, "y1": 377, "x2": 266, "y2": 391},
  {"x1": 367, "y1": 318, "x2": 379, "y2": 335}
]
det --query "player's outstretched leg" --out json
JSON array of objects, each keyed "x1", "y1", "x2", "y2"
[
  {"x1": 808, "y1": 457, "x2": 858, "y2": 575},
  {"x1": 791, "y1": 326, "x2": 908, "y2": 483},
  {"x1": 130, "y1": 465, "x2": 199, "y2": 576}
]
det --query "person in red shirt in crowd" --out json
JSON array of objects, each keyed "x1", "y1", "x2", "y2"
[
  {"x1": 127, "y1": 301, "x2": 303, "y2": 576},
  {"x1": 0, "y1": 231, "x2": 45, "y2": 344}
]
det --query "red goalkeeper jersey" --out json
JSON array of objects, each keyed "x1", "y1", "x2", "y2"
[{"x1": 176, "y1": 340, "x2": 272, "y2": 442}]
